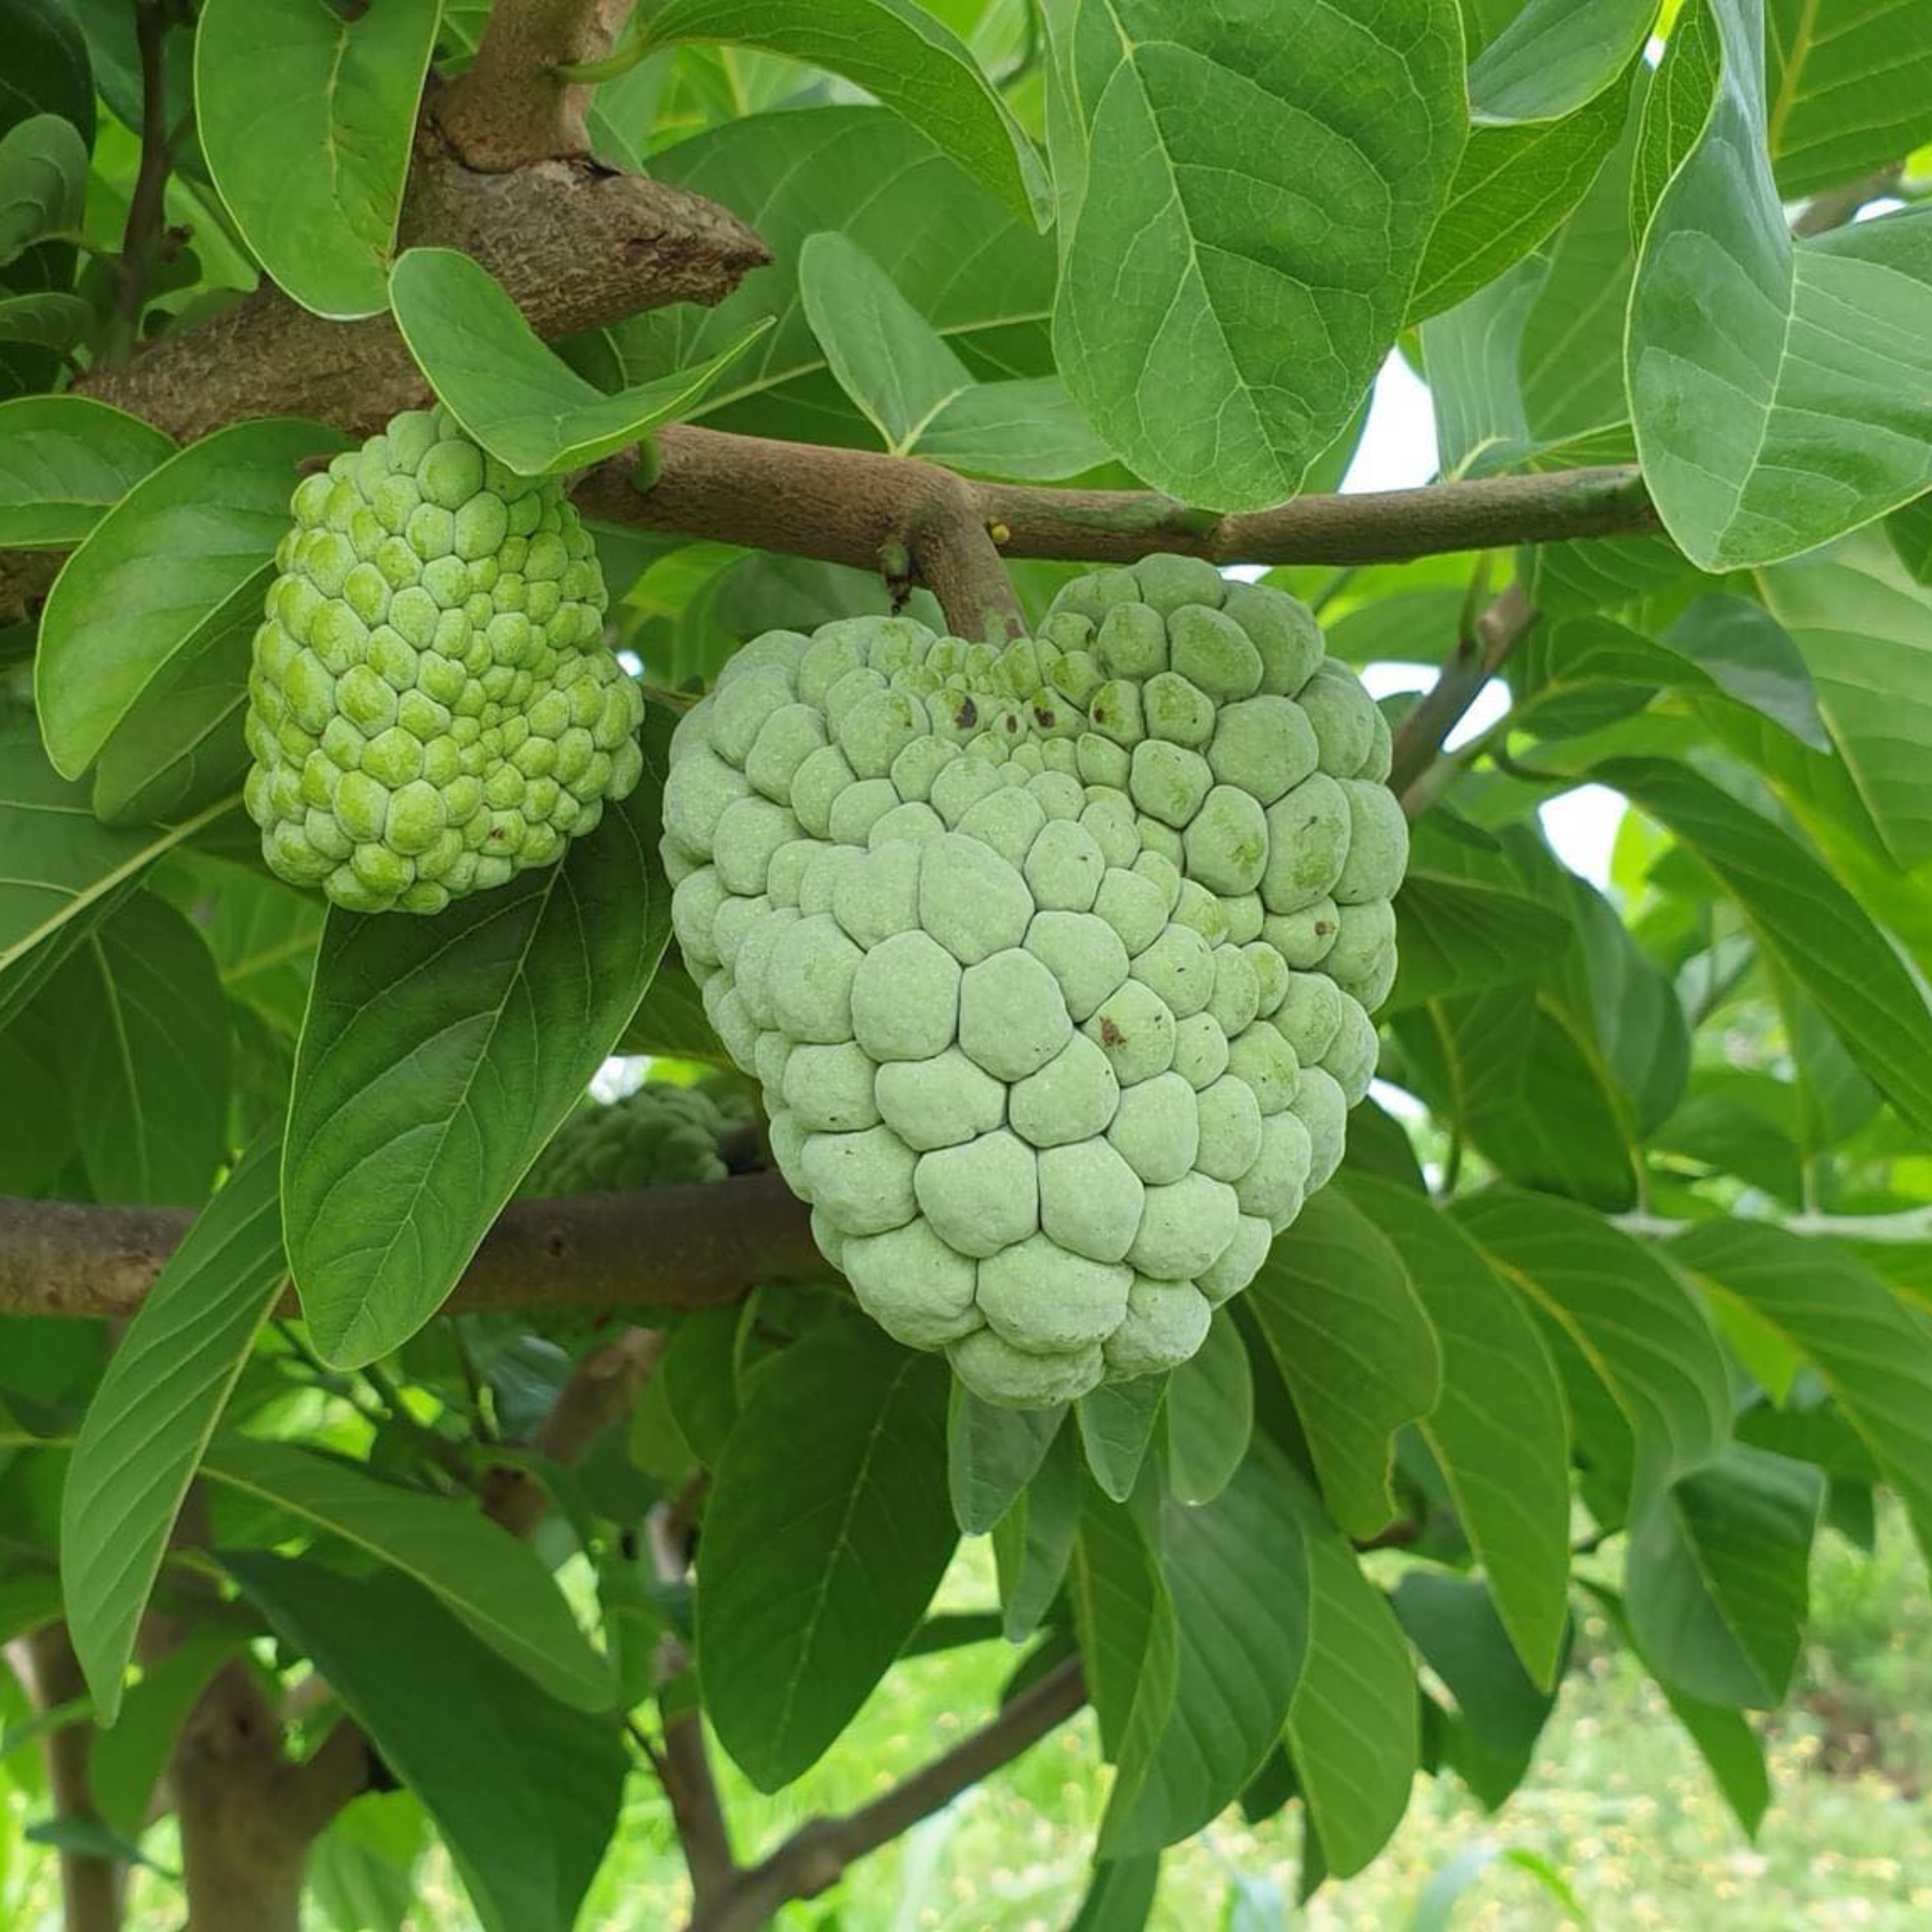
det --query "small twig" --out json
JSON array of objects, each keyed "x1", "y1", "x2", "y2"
[
  {"x1": 686, "y1": 1659, "x2": 1088, "y2": 1932},
  {"x1": 1389, "y1": 582, "x2": 1536, "y2": 808},
  {"x1": 106, "y1": 0, "x2": 178, "y2": 358},
  {"x1": 1792, "y1": 162, "x2": 1904, "y2": 239},
  {"x1": 646, "y1": 1492, "x2": 738, "y2": 1911}
]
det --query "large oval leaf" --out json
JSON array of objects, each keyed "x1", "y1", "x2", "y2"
[
  {"x1": 34, "y1": 417, "x2": 345, "y2": 780},
  {"x1": 0, "y1": 396, "x2": 173, "y2": 548},
  {"x1": 698, "y1": 1319, "x2": 954, "y2": 1790},
  {"x1": 195, "y1": 0, "x2": 441, "y2": 318},
  {"x1": 1048, "y1": 0, "x2": 1466, "y2": 510},
  {"x1": 285, "y1": 733, "x2": 673, "y2": 1368}
]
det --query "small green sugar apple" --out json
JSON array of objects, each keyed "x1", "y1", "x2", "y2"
[
  {"x1": 521, "y1": 1081, "x2": 743, "y2": 1197},
  {"x1": 242, "y1": 405, "x2": 646, "y2": 914},
  {"x1": 662, "y1": 555, "x2": 1406, "y2": 1408}
]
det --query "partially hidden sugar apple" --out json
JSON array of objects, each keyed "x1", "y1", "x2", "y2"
[
  {"x1": 661, "y1": 554, "x2": 1408, "y2": 1409},
  {"x1": 521, "y1": 1080, "x2": 744, "y2": 1197},
  {"x1": 242, "y1": 405, "x2": 646, "y2": 914}
]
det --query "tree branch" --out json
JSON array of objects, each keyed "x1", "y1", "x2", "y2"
[
  {"x1": 15, "y1": 1623, "x2": 125, "y2": 1932},
  {"x1": 1792, "y1": 161, "x2": 1904, "y2": 238},
  {"x1": 646, "y1": 1491, "x2": 738, "y2": 1913},
  {"x1": 1388, "y1": 582, "x2": 1537, "y2": 808},
  {"x1": 76, "y1": 131, "x2": 765, "y2": 448},
  {"x1": 105, "y1": 0, "x2": 177, "y2": 359},
  {"x1": 686, "y1": 1658, "x2": 1088, "y2": 1932},
  {"x1": 434, "y1": 0, "x2": 638, "y2": 170},
  {"x1": 0, "y1": 1170, "x2": 820, "y2": 1322}
]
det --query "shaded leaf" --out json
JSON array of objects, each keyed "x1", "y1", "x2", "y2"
[
  {"x1": 1076, "y1": 1375, "x2": 1167, "y2": 1504},
  {"x1": 1247, "y1": 1189, "x2": 1442, "y2": 1539},
  {"x1": 0, "y1": 394, "x2": 172, "y2": 548},
  {"x1": 1160, "y1": 1312, "x2": 1252, "y2": 1507},
  {"x1": 992, "y1": 1421, "x2": 1081, "y2": 1642},
  {"x1": 285, "y1": 725, "x2": 672, "y2": 1368},
  {"x1": 222, "y1": 1552, "x2": 624, "y2": 1932},
  {"x1": 35, "y1": 417, "x2": 345, "y2": 779},
  {"x1": 948, "y1": 1387, "x2": 1064, "y2": 1536},
  {"x1": 697, "y1": 1320, "x2": 954, "y2": 1790}
]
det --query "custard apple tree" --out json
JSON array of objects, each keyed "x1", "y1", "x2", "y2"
[{"x1": 4, "y1": 1, "x2": 1932, "y2": 1929}]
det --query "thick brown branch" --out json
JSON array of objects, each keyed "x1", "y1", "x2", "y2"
[
  {"x1": 1389, "y1": 582, "x2": 1536, "y2": 808},
  {"x1": 434, "y1": 0, "x2": 637, "y2": 170},
  {"x1": 77, "y1": 131, "x2": 764, "y2": 447},
  {"x1": 0, "y1": 1170, "x2": 820, "y2": 1322},
  {"x1": 688, "y1": 1660, "x2": 1087, "y2": 1932}
]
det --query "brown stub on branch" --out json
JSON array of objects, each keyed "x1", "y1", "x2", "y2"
[
  {"x1": 433, "y1": 0, "x2": 638, "y2": 171},
  {"x1": 0, "y1": 1171, "x2": 821, "y2": 1322},
  {"x1": 80, "y1": 128, "x2": 767, "y2": 445}
]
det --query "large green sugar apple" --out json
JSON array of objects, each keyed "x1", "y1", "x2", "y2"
[
  {"x1": 521, "y1": 1080, "x2": 744, "y2": 1197},
  {"x1": 242, "y1": 405, "x2": 646, "y2": 914},
  {"x1": 662, "y1": 555, "x2": 1406, "y2": 1408}
]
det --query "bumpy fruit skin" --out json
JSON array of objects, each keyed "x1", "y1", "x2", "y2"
[
  {"x1": 662, "y1": 556, "x2": 1404, "y2": 1407},
  {"x1": 242, "y1": 406, "x2": 646, "y2": 914},
  {"x1": 521, "y1": 1081, "x2": 740, "y2": 1197}
]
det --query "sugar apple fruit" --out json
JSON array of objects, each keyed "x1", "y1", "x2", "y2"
[
  {"x1": 661, "y1": 555, "x2": 1406, "y2": 1408},
  {"x1": 521, "y1": 1080, "x2": 743, "y2": 1196},
  {"x1": 242, "y1": 405, "x2": 646, "y2": 914}
]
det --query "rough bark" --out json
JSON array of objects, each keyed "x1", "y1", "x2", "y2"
[
  {"x1": 433, "y1": 0, "x2": 638, "y2": 168},
  {"x1": 0, "y1": 1170, "x2": 820, "y2": 1322}
]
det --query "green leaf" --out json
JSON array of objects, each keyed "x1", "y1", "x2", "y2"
[
  {"x1": 1069, "y1": 1483, "x2": 1178, "y2": 1773},
  {"x1": 60, "y1": 1135, "x2": 283, "y2": 1723},
  {"x1": 0, "y1": 112, "x2": 86, "y2": 267},
  {"x1": 1348, "y1": 1178, "x2": 1571, "y2": 1687},
  {"x1": 1279, "y1": 1467, "x2": 1419, "y2": 1876},
  {"x1": 1386, "y1": 873, "x2": 1571, "y2": 1012},
  {"x1": 1159, "y1": 1312, "x2": 1252, "y2": 1507},
  {"x1": 597, "y1": 107, "x2": 1053, "y2": 446},
  {"x1": 0, "y1": 0, "x2": 95, "y2": 147},
  {"x1": 635, "y1": 0, "x2": 1049, "y2": 224},
  {"x1": 45, "y1": 891, "x2": 231, "y2": 1206},
  {"x1": 90, "y1": 613, "x2": 253, "y2": 829},
  {"x1": 220, "y1": 1552, "x2": 625, "y2": 1932},
  {"x1": 698, "y1": 1319, "x2": 954, "y2": 1790},
  {"x1": 1067, "y1": 1853, "x2": 1161, "y2": 1930},
  {"x1": 204, "y1": 1436, "x2": 611, "y2": 1712},
  {"x1": 1452, "y1": 1188, "x2": 1730, "y2": 1503},
  {"x1": 1467, "y1": 0, "x2": 1658, "y2": 122},
  {"x1": 1046, "y1": 0, "x2": 1466, "y2": 511},
  {"x1": 1765, "y1": 0, "x2": 1932, "y2": 195},
  {"x1": 991, "y1": 1421, "x2": 1081, "y2": 1641},
  {"x1": 1755, "y1": 555, "x2": 1932, "y2": 867},
  {"x1": 1411, "y1": 0, "x2": 1655, "y2": 323},
  {"x1": 799, "y1": 231, "x2": 1106, "y2": 479},
  {"x1": 1586, "y1": 1580, "x2": 1769, "y2": 1835},
  {"x1": 390, "y1": 247, "x2": 770, "y2": 477},
  {"x1": 195, "y1": 0, "x2": 441, "y2": 318},
  {"x1": 0, "y1": 395, "x2": 172, "y2": 548},
  {"x1": 284, "y1": 730, "x2": 673, "y2": 1369},
  {"x1": 149, "y1": 851, "x2": 324, "y2": 1038},
  {"x1": 0, "y1": 290, "x2": 88, "y2": 349},
  {"x1": 1599, "y1": 756, "x2": 1932, "y2": 1141},
  {"x1": 1101, "y1": 1444, "x2": 1311, "y2": 1856},
  {"x1": 1625, "y1": 1443, "x2": 1823, "y2": 1708},
  {"x1": 1666, "y1": 1221, "x2": 1932, "y2": 1566},
  {"x1": 34, "y1": 417, "x2": 346, "y2": 780},
  {"x1": 1628, "y1": 0, "x2": 1932, "y2": 569},
  {"x1": 947, "y1": 1386, "x2": 1064, "y2": 1536},
  {"x1": 1423, "y1": 254, "x2": 1544, "y2": 477},
  {"x1": 0, "y1": 722, "x2": 235, "y2": 1028},
  {"x1": 1409, "y1": 78, "x2": 1633, "y2": 327},
  {"x1": 1246, "y1": 1190, "x2": 1442, "y2": 1540},
  {"x1": 1076, "y1": 1374, "x2": 1167, "y2": 1505},
  {"x1": 90, "y1": 1627, "x2": 237, "y2": 1835}
]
